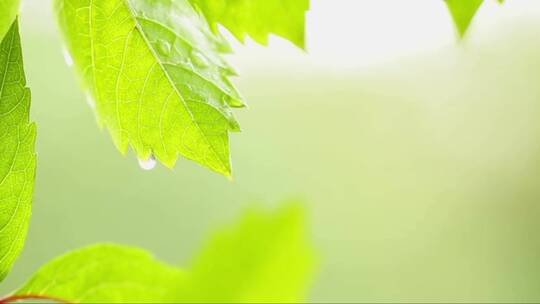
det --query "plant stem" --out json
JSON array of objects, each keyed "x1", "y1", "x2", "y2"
[{"x1": 0, "y1": 294, "x2": 69, "y2": 303}]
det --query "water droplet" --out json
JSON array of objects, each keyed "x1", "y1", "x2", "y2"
[
  {"x1": 191, "y1": 50, "x2": 209, "y2": 68},
  {"x1": 62, "y1": 47, "x2": 73, "y2": 67},
  {"x1": 85, "y1": 93, "x2": 96, "y2": 109},
  {"x1": 156, "y1": 40, "x2": 171, "y2": 56},
  {"x1": 220, "y1": 95, "x2": 229, "y2": 106},
  {"x1": 138, "y1": 155, "x2": 157, "y2": 170}
]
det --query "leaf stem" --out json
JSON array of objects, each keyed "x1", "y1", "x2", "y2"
[{"x1": 0, "y1": 294, "x2": 70, "y2": 303}]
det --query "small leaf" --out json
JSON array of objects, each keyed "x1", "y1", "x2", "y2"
[
  {"x1": 14, "y1": 204, "x2": 316, "y2": 303},
  {"x1": 445, "y1": 0, "x2": 484, "y2": 38},
  {"x1": 183, "y1": 203, "x2": 316, "y2": 303},
  {"x1": 0, "y1": 20, "x2": 37, "y2": 281},
  {"x1": 16, "y1": 244, "x2": 186, "y2": 303},
  {"x1": 0, "y1": 0, "x2": 20, "y2": 41},
  {"x1": 189, "y1": 0, "x2": 310, "y2": 49},
  {"x1": 55, "y1": 0, "x2": 244, "y2": 175}
]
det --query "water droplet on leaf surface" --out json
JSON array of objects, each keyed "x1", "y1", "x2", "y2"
[
  {"x1": 191, "y1": 50, "x2": 209, "y2": 68},
  {"x1": 138, "y1": 155, "x2": 157, "y2": 170},
  {"x1": 156, "y1": 40, "x2": 171, "y2": 56}
]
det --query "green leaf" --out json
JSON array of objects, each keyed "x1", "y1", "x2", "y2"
[
  {"x1": 55, "y1": 0, "x2": 245, "y2": 175},
  {"x1": 188, "y1": 0, "x2": 309, "y2": 49},
  {"x1": 445, "y1": 0, "x2": 484, "y2": 38},
  {"x1": 184, "y1": 203, "x2": 316, "y2": 303},
  {"x1": 14, "y1": 204, "x2": 315, "y2": 303},
  {"x1": 14, "y1": 247, "x2": 183, "y2": 303},
  {"x1": 0, "y1": 0, "x2": 20, "y2": 41},
  {"x1": 16, "y1": 244, "x2": 186, "y2": 303},
  {"x1": 0, "y1": 20, "x2": 36, "y2": 282},
  {"x1": 14, "y1": 249, "x2": 182, "y2": 303}
]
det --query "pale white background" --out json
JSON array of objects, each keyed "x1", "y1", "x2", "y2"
[{"x1": 20, "y1": 0, "x2": 540, "y2": 69}]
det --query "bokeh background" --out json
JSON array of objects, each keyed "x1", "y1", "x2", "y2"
[{"x1": 3, "y1": 0, "x2": 540, "y2": 302}]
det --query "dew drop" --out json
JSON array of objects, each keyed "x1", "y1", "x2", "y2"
[
  {"x1": 220, "y1": 95, "x2": 229, "y2": 106},
  {"x1": 191, "y1": 50, "x2": 209, "y2": 68},
  {"x1": 156, "y1": 40, "x2": 171, "y2": 56},
  {"x1": 62, "y1": 48, "x2": 74, "y2": 67},
  {"x1": 138, "y1": 155, "x2": 157, "y2": 170}
]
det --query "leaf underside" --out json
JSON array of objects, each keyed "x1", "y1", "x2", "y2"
[
  {"x1": 0, "y1": 20, "x2": 36, "y2": 282},
  {"x1": 15, "y1": 204, "x2": 315, "y2": 303},
  {"x1": 188, "y1": 0, "x2": 310, "y2": 49},
  {"x1": 55, "y1": 0, "x2": 245, "y2": 175}
]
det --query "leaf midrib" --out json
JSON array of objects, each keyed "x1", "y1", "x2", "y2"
[
  {"x1": 120, "y1": 0, "x2": 230, "y2": 174},
  {"x1": 135, "y1": 16, "x2": 240, "y2": 101}
]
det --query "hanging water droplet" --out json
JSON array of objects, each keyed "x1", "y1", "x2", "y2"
[
  {"x1": 62, "y1": 47, "x2": 74, "y2": 67},
  {"x1": 156, "y1": 40, "x2": 171, "y2": 56},
  {"x1": 191, "y1": 50, "x2": 209, "y2": 68},
  {"x1": 138, "y1": 155, "x2": 157, "y2": 170},
  {"x1": 85, "y1": 93, "x2": 96, "y2": 109}
]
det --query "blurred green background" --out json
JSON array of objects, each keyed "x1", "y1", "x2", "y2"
[{"x1": 4, "y1": 0, "x2": 540, "y2": 302}]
